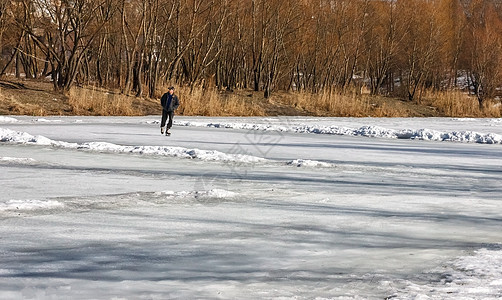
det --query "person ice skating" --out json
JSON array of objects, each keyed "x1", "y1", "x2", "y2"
[{"x1": 160, "y1": 86, "x2": 180, "y2": 135}]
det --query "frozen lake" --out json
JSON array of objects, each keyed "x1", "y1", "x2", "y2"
[{"x1": 1, "y1": 116, "x2": 501, "y2": 299}]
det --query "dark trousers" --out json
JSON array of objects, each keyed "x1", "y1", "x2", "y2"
[{"x1": 161, "y1": 110, "x2": 174, "y2": 129}]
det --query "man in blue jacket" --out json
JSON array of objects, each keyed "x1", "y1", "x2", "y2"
[{"x1": 160, "y1": 86, "x2": 180, "y2": 135}]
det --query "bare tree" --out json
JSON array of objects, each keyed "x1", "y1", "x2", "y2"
[
  {"x1": 461, "y1": 0, "x2": 502, "y2": 106},
  {"x1": 15, "y1": 0, "x2": 116, "y2": 92}
]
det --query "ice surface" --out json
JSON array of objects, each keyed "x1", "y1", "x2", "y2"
[
  {"x1": 388, "y1": 246, "x2": 502, "y2": 299},
  {"x1": 0, "y1": 116, "x2": 501, "y2": 299}
]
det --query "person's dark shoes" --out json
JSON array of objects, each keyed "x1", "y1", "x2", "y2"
[
  {"x1": 161, "y1": 128, "x2": 164, "y2": 134},
  {"x1": 166, "y1": 128, "x2": 171, "y2": 136}
]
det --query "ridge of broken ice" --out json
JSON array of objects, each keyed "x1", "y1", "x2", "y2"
[
  {"x1": 175, "y1": 121, "x2": 502, "y2": 144},
  {"x1": 0, "y1": 128, "x2": 336, "y2": 168},
  {"x1": 0, "y1": 128, "x2": 266, "y2": 164}
]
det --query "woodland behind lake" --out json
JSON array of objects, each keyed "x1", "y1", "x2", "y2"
[{"x1": 0, "y1": 0, "x2": 502, "y2": 115}]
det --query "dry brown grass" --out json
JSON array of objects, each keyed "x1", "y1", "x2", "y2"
[
  {"x1": 0, "y1": 87, "x2": 49, "y2": 115},
  {"x1": 166, "y1": 85, "x2": 265, "y2": 116},
  {"x1": 421, "y1": 90, "x2": 502, "y2": 118},
  {"x1": 2, "y1": 76, "x2": 501, "y2": 117},
  {"x1": 281, "y1": 90, "x2": 409, "y2": 117},
  {"x1": 69, "y1": 86, "x2": 137, "y2": 116}
]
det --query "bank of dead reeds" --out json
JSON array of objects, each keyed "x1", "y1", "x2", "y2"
[
  {"x1": 4, "y1": 75, "x2": 501, "y2": 118},
  {"x1": 69, "y1": 87, "x2": 136, "y2": 116},
  {"x1": 421, "y1": 90, "x2": 502, "y2": 118},
  {"x1": 281, "y1": 89, "x2": 408, "y2": 117},
  {"x1": 164, "y1": 85, "x2": 265, "y2": 116}
]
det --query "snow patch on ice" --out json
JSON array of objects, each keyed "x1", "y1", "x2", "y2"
[
  {"x1": 0, "y1": 116, "x2": 18, "y2": 123},
  {"x1": 77, "y1": 142, "x2": 266, "y2": 163},
  {"x1": 390, "y1": 245, "x2": 502, "y2": 299},
  {"x1": 286, "y1": 159, "x2": 335, "y2": 168},
  {"x1": 0, "y1": 156, "x2": 36, "y2": 164},
  {"x1": 34, "y1": 118, "x2": 62, "y2": 123},
  {"x1": 157, "y1": 189, "x2": 238, "y2": 199},
  {"x1": 175, "y1": 121, "x2": 502, "y2": 144},
  {"x1": 203, "y1": 189, "x2": 238, "y2": 198},
  {"x1": 0, "y1": 199, "x2": 64, "y2": 212}
]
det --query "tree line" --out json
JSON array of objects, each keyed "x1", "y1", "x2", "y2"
[{"x1": 0, "y1": 0, "x2": 501, "y2": 107}]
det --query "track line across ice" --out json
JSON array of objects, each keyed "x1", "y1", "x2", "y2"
[{"x1": 0, "y1": 189, "x2": 238, "y2": 217}]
